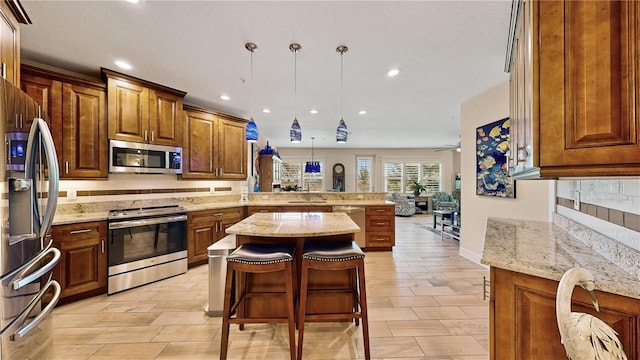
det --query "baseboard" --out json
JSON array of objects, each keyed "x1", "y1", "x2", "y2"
[{"x1": 458, "y1": 247, "x2": 488, "y2": 269}]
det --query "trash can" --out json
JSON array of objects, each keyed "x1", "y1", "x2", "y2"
[{"x1": 205, "y1": 234, "x2": 236, "y2": 316}]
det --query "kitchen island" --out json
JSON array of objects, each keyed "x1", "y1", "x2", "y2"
[{"x1": 225, "y1": 212, "x2": 361, "y2": 319}]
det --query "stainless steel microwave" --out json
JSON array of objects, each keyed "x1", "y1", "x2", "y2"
[{"x1": 109, "y1": 140, "x2": 182, "y2": 174}]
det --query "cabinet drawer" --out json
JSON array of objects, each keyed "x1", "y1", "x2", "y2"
[
  {"x1": 366, "y1": 205, "x2": 393, "y2": 216},
  {"x1": 247, "y1": 206, "x2": 280, "y2": 215},
  {"x1": 366, "y1": 232, "x2": 394, "y2": 248},
  {"x1": 52, "y1": 221, "x2": 102, "y2": 240},
  {"x1": 188, "y1": 210, "x2": 215, "y2": 226},
  {"x1": 211, "y1": 207, "x2": 244, "y2": 221},
  {"x1": 367, "y1": 216, "x2": 393, "y2": 231}
]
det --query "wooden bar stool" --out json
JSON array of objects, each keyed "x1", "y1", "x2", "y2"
[
  {"x1": 220, "y1": 243, "x2": 297, "y2": 360},
  {"x1": 297, "y1": 241, "x2": 370, "y2": 360}
]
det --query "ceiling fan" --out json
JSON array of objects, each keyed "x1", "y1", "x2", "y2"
[{"x1": 434, "y1": 137, "x2": 461, "y2": 152}]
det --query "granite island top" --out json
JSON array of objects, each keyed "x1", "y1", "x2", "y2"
[
  {"x1": 481, "y1": 216, "x2": 640, "y2": 300},
  {"x1": 52, "y1": 198, "x2": 393, "y2": 225},
  {"x1": 225, "y1": 212, "x2": 360, "y2": 238}
]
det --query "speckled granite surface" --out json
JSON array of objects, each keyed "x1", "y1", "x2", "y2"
[
  {"x1": 226, "y1": 212, "x2": 360, "y2": 237},
  {"x1": 481, "y1": 215, "x2": 640, "y2": 299}
]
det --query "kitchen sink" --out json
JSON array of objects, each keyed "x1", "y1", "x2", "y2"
[{"x1": 287, "y1": 200, "x2": 328, "y2": 204}]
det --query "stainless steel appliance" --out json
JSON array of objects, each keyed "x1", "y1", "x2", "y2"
[
  {"x1": 107, "y1": 205, "x2": 188, "y2": 294},
  {"x1": 332, "y1": 206, "x2": 366, "y2": 249},
  {"x1": 0, "y1": 79, "x2": 62, "y2": 360},
  {"x1": 109, "y1": 140, "x2": 182, "y2": 174},
  {"x1": 205, "y1": 234, "x2": 236, "y2": 316},
  {"x1": 5, "y1": 132, "x2": 28, "y2": 172}
]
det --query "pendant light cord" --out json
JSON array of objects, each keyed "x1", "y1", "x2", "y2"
[
  {"x1": 340, "y1": 51, "x2": 344, "y2": 119},
  {"x1": 250, "y1": 49, "x2": 254, "y2": 120},
  {"x1": 294, "y1": 48, "x2": 297, "y2": 119}
]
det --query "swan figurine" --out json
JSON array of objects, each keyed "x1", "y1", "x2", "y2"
[{"x1": 556, "y1": 267, "x2": 627, "y2": 360}]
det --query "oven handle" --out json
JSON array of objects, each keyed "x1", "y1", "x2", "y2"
[{"x1": 108, "y1": 214, "x2": 187, "y2": 230}]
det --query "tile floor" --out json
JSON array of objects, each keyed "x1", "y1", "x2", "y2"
[{"x1": 51, "y1": 215, "x2": 490, "y2": 359}]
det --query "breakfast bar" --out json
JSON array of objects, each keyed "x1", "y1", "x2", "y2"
[{"x1": 225, "y1": 212, "x2": 361, "y2": 318}]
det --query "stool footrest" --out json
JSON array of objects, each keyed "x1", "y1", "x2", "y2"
[{"x1": 229, "y1": 317, "x2": 296, "y2": 325}]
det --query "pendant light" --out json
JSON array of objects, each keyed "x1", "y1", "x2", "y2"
[
  {"x1": 336, "y1": 45, "x2": 349, "y2": 143},
  {"x1": 289, "y1": 43, "x2": 302, "y2": 143},
  {"x1": 305, "y1": 137, "x2": 320, "y2": 173},
  {"x1": 244, "y1": 42, "x2": 258, "y2": 143}
]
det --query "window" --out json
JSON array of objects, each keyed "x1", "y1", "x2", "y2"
[
  {"x1": 356, "y1": 156, "x2": 374, "y2": 192},
  {"x1": 383, "y1": 161, "x2": 442, "y2": 193},
  {"x1": 280, "y1": 161, "x2": 324, "y2": 191}
]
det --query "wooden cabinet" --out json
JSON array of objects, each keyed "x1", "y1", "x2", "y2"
[
  {"x1": 21, "y1": 65, "x2": 108, "y2": 179},
  {"x1": 507, "y1": 0, "x2": 640, "y2": 178},
  {"x1": 103, "y1": 68, "x2": 186, "y2": 147},
  {"x1": 182, "y1": 104, "x2": 247, "y2": 180},
  {"x1": 365, "y1": 205, "x2": 395, "y2": 250},
  {"x1": 490, "y1": 267, "x2": 640, "y2": 359},
  {"x1": 0, "y1": 1, "x2": 25, "y2": 86},
  {"x1": 259, "y1": 154, "x2": 282, "y2": 191},
  {"x1": 51, "y1": 221, "x2": 108, "y2": 302},
  {"x1": 187, "y1": 207, "x2": 244, "y2": 266}
]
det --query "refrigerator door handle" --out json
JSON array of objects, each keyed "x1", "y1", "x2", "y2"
[
  {"x1": 6, "y1": 279, "x2": 61, "y2": 341},
  {"x1": 10, "y1": 246, "x2": 60, "y2": 290},
  {"x1": 25, "y1": 117, "x2": 60, "y2": 240}
]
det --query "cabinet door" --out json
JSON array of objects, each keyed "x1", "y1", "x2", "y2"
[
  {"x1": 216, "y1": 117, "x2": 247, "y2": 179},
  {"x1": 149, "y1": 89, "x2": 182, "y2": 147},
  {"x1": 20, "y1": 71, "x2": 62, "y2": 154},
  {"x1": 538, "y1": 1, "x2": 640, "y2": 174},
  {"x1": 0, "y1": 3, "x2": 19, "y2": 86},
  {"x1": 182, "y1": 110, "x2": 216, "y2": 179},
  {"x1": 61, "y1": 83, "x2": 107, "y2": 178},
  {"x1": 51, "y1": 222, "x2": 107, "y2": 299},
  {"x1": 187, "y1": 210, "x2": 216, "y2": 265},
  {"x1": 107, "y1": 78, "x2": 149, "y2": 143}
]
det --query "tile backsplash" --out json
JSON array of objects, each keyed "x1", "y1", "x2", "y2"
[{"x1": 556, "y1": 178, "x2": 640, "y2": 251}]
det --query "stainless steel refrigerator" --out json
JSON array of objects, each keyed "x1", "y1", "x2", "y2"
[{"x1": 0, "y1": 78, "x2": 61, "y2": 359}]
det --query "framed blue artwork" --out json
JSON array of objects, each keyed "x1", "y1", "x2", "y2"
[{"x1": 476, "y1": 117, "x2": 515, "y2": 198}]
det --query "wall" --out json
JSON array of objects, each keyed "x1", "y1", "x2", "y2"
[
  {"x1": 459, "y1": 81, "x2": 554, "y2": 263},
  {"x1": 276, "y1": 147, "x2": 457, "y2": 193},
  {"x1": 556, "y1": 179, "x2": 640, "y2": 251}
]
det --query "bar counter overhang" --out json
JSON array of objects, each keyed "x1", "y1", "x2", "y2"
[{"x1": 225, "y1": 212, "x2": 362, "y2": 319}]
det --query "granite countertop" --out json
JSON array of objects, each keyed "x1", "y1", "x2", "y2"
[
  {"x1": 52, "y1": 199, "x2": 393, "y2": 225},
  {"x1": 226, "y1": 212, "x2": 360, "y2": 237},
  {"x1": 481, "y1": 216, "x2": 640, "y2": 299}
]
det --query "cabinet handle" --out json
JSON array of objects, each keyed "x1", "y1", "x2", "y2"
[
  {"x1": 65, "y1": 161, "x2": 69, "y2": 174},
  {"x1": 15, "y1": 115, "x2": 18, "y2": 129},
  {"x1": 195, "y1": 228, "x2": 209, "y2": 233},
  {"x1": 374, "y1": 238, "x2": 386, "y2": 242},
  {"x1": 376, "y1": 209, "x2": 385, "y2": 212},
  {"x1": 101, "y1": 239, "x2": 105, "y2": 254},
  {"x1": 219, "y1": 168, "x2": 223, "y2": 176},
  {"x1": 144, "y1": 130, "x2": 148, "y2": 141},
  {"x1": 1, "y1": 63, "x2": 5, "y2": 79},
  {"x1": 19, "y1": 114, "x2": 23, "y2": 129},
  {"x1": 151, "y1": 131, "x2": 155, "y2": 142},
  {"x1": 259, "y1": 210, "x2": 269, "y2": 213},
  {"x1": 69, "y1": 229, "x2": 92, "y2": 235},
  {"x1": 376, "y1": 222, "x2": 386, "y2": 226},
  {"x1": 213, "y1": 213, "x2": 224, "y2": 217},
  {"x1": 215, "y1": 222, "x2": 219, "y2": 232}
]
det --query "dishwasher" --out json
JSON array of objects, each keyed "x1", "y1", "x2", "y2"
[{"x1": 332, "y1": 206, "x2": 366, "y2": 249}]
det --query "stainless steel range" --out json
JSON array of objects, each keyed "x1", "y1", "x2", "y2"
[{"x1": 107, "y1": 205, "x2": 187, "y2": 294}]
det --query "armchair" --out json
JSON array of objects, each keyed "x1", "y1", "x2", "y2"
[
  {"x1": 432, "y1": 192, "x2": 458, "y2": 212},
  {"x1": 387, "y1": 192, "x2": 416, "y2": 216}
]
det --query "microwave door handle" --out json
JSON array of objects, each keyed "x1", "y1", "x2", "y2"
[{"x1": 25, "y1": 118, "x2": 59, "y2": 240}]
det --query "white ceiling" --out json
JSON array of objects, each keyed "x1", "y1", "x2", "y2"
[{"x1": 19, "y1": 0, "x2": 511, "y2": 150}]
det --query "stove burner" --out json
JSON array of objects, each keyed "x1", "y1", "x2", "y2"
[{"x1": 108, "y1": 205, "x2": 186, "y2": 220}]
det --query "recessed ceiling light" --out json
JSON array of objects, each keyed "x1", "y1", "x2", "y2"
[
  {"x1": 220, "y1": 95, "x2": 230, "y2": 101},
  {"x1": 262, "y1": 108, "x2": 271, "y2": 113},
  {"x1": 310, "y1": 109, "x2": 318, "y2": 114},
  {"x1": 387, "y1": 68, "x2": 400, "y2": 77},
  {"x1": 125, "y1": 0, "x2": 139, "y2": 3},
  {"x1": 359, "y1": 110, "x2": 367, "y2": 115},
  {"x1": 114, "y1": 60, "x2": 132, "y2": 70}
]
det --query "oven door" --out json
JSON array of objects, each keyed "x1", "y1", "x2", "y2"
[{"x1": 108, "y1": 214, "x2": 187, "y2": 267}]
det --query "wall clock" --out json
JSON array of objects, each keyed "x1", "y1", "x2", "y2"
[{"x1": 332, "y1": 163, "x2": 345, "y2": 192}]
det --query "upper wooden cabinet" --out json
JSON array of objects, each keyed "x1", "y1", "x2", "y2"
[
  {"x1": 103, "y1": 68, "x2": 186, "y2": 147},
  {"x1": 182, "y1": 104, "x2": 247, "y2": 180},
  {"x1": 0, "y1": 1, "x2": 27, "y2": 86},
  {"x1": 507, "y1": 0, "x2": 640, "y2": 178},
  {"x1": 21, "y1": 65, "x2": 108, "y2": 179}
]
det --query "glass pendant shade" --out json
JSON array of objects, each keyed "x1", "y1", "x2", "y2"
[
  {"x1": 245, "y1": 118, "x2": 258, "y2": 143},
  {"x1": 336, "y1": 119, "x2": 348, "y2": 143},
  {"x1": 290, "y1": 118, "x2": 302, "y2": 143},
  {"x1": 304, "y1": 161, "x2": 320, "y2": 173}
]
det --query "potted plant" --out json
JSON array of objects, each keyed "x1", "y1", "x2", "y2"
[{"x1": 409, "y1": 181, "x2": 426, "y2": 197}]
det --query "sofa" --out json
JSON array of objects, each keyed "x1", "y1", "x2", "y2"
[
  {"x1": 387, "y1": 192, "x2": 416, "y2": 216},
  {"x1": 432, "y1": 191, "x2": 458, "y2": 212}
]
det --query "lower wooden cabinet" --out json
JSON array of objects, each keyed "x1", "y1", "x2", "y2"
[
  {"x1": 187, "y1": 207, "x2": 244, "y2": 267},
  {"x1": 365, "y1": 205, "x2": 395, "y2": 250},
  {"x1": 491, "y1": 267, "x2": 640, "y2": 359},
  {"x1": 51, "y1": 221, "x2": 107, "y2": 302}
]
